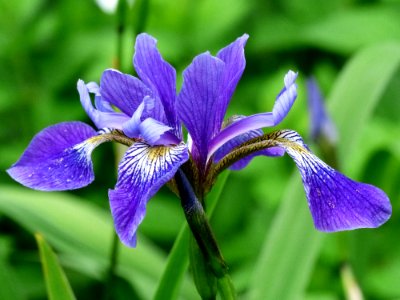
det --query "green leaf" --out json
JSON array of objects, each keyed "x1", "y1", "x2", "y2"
[
  {"x1": 327, "y1": 42, "x2": 400, "y2": 170},
  {"x1": 35, "y1": 233, "x2": 76, "y2": 300},
  {"x1": 251, "y1": 6, "x2": 400, "y2": 55},
  {"x1": 0, "y1": 186, "x2": 165, "y2": 298},
  {"x1": 247, "y1": 175, "x2": 324, "y2": 300},
  {"x1": 0, "y1": 238, "x2": 25, "y2": 300},
  {"x1": 302, "y1": 7, "x2": 400, "y2": 55},
  {"x1": 248, "y1": 42, "x2": 400, "y2": 300},
  {"x1": 0, "y1": 260, "x2": 25, "y2": 300},
  {"x1": 153, "y1": 171, "x2": 230, "y2": 300}
]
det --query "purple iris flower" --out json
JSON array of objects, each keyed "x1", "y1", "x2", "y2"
[{"x1": 8, "y1": 34, "x2": 391, "y2": 248}]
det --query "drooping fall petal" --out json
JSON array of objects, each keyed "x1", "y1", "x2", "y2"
[
  {"x1": 276, "y1": 130, "x2": 391, "y2": 231},
  {"x1": 109, "y1": 142, "x2": 189, "y2": 247},
  {"x1": 7, "y1": 122, "x2": 101, "y2": 191}
]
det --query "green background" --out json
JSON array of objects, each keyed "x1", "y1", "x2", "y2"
[{"x1": 1, "y1": 0, "x2": 400, "y2": 299}]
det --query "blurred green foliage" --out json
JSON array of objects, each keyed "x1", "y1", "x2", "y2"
[{"x1": 1, "y1": 0, "x2": 400, "y2": 299}]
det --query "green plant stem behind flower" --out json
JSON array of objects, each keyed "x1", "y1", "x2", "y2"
[
  {"x1": 153, "y1": 171, "x2": 230, "y2": 300},
  {"x1": 174, "y1": 169, "x2": 236, "y2": 299}
]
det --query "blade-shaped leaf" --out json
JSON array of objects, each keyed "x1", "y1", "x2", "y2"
[
  {"x1": 328, "y1": 42, "x2": 400, "y2": 169},
  {"x1": 0, "y1": 186, "x2": 167, "y2": 298},
  {"x1": 248, "y1": 174, "x2": 323, "y2": 300},
  {"x1": 35, "y1": 233, "x2": 76, "y2": 300}
]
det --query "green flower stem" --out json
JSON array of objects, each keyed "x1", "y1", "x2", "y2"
[
  {"x1": 133, "y1": 0, "x2": 150, "y2": 35},
  {"x1": 189, "y1": 235, "x2": 217, "y2": 300},
  {"x1": 115, "y1": 0, "x2": 128, "y2": 69},
  {"x1": 217, "y1": 274, "x2": 236, "y2": 300},
  {"x1": 175, "y1": 169, "x2": 228, "y2": 278},
  {"x1": 154, "y1": 171, "x2": 230, "y2": 300},
  {"x1": 103, "y1": 232, "x2": 120, "y2": 300},
  {"x1": 175, "y1": 169, "x2": 236, "y2": 299}
]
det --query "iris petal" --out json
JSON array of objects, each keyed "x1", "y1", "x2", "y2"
[
  {"x1": 122, "y1": 96, "x2": 154, "y2": 138},
  {"x1": 279, "y1": 131, "x2": 391, "y2": 231},
  {"x1": 7, "y1": 122, "x2": 100, "y2": 191},
  {"x1": 139, "y1": 118, "x2": 174, "y2": 146},
  {"x1": 208, "y1": 70, "x2": 298, "y2": 161},
  {"x1": 215, "y1": 34, "x2": 249, "y2": 129},
  {"x1": 177, "y1": 52, "x2": 225, "y2": 167},
  {"x1": 109, "y1": 142, "x2": 189, "y2": 247},
  {"x1": 214, "y1": 116, "x2": 284, "y2": 170},
  {"x1": 134, "y1": 33, "x2": 178, "y2": 133},
  {"x1": 208, "y1": 112, "x2": 274, "y2": 160},
  {"x1": 272, "y1": 70, "x2": 298, "y2": 124},
  {"x1": 78, "y1": 80, "x2": 130, "y2": 129},
  {"x1": 99, "y1": 69, "x2": 166, "y2": 121},
  {"x1": 86, "y1": 81, "x2": 115, "y2": 113}
]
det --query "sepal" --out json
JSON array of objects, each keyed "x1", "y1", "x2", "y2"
[
  {"x1": 7, "y1": 122, "x2": 99, "y2": 191},
  {"x1": 280, "y1": 130, "x2": 391, "y2": 231},
  {"x1": 109, "y1": 142, "x2": 189, "y2": 247}
]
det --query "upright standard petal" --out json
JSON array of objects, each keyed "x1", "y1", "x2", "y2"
[
  {"x1": 215, "y1": 34, "x2": 249, "y2": 128},
  {"x1": 134, "y1": 34, "x2": 179, "y2": 134},
  {"x1": 177, "y1": 53, "x2": 225, "y2": 167},
  {"x1": 7, "y1": 122, "x2": 99, "y2": 191},
  {"x1": 100, "y1": 69, "x2": 166, "y2": 123},
  {"x1": 276, "y1": 130, "x2": 391, "y2": 231},
  {"x1": 109, "y1": 142, "x2": 189, "y2": 247}
]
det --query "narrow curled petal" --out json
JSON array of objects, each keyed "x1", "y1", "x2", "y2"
[
  {"x1": 177, "y1": 53, "x2": 225, "y2": 166},
  {"x1": 87, "y1": 82, "x2": 115, "y2": 113},
  {"x1": 214, "y1": 116, "x2": 284, "y2": 170},
  {"x1": 207, "y1": 70, "x2": 298, "y2": 161},
  {"x1": 122, "y1": 96, "x2": 154, "y2": 138},
  {"x1": 215, "y1": 34, "x2": 249, "y2": 128},
  {"x1": 134, "y1": 33, "x2": 179, "y2": 133},
  {"x1": 272, "y1": 70, "x2": 298, "y2": 124},
  {"x1": 139, "y1": 118, "x2": 173, "y2": 146},
  {"x1": 109, "y1": 142, "x2": 189, "y2": 247},
  {"x1": 78, "y1": 80, "x2": 130, "y2": 129},
  {"x1": 307, "y1": 77, "x2": 338, "y2": 144},
  {"x1": 7, "y1": 122, "x2": 99, "y2": 191},
  {"x1": 208, "y1": 112, "x2": 274, "y2": 160},
  {"x1": 278, "y1": 130, "x2": 391, "y2": 231}
]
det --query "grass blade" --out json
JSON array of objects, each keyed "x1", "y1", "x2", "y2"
[{"x1": 35, "y1": 233, "x2": 76, "y2": 300}]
